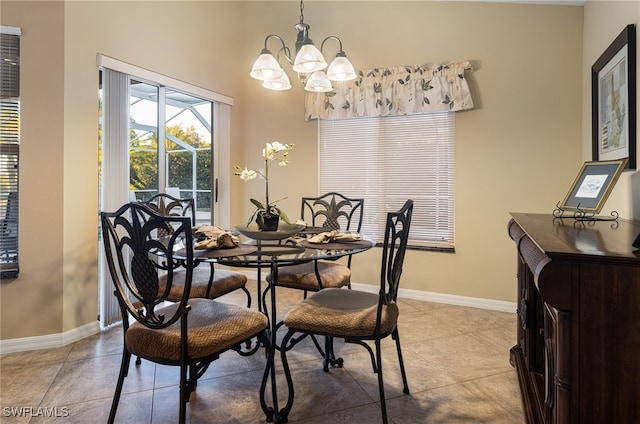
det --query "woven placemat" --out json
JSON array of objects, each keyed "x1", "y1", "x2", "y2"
[{"x1": 300, "y1": 239, "x2": 373, "y2": 250}]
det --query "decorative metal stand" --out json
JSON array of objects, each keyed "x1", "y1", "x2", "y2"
[{"x1": 553, "y1": 201, "x2": 619, "y2": 222}]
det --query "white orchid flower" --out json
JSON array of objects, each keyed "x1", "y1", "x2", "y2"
[
  {"x1": 263, "y1": 145, "x2": 274, "y2": 160},
  {"x1": 239, "y1": 168, "x2": 257, "y2": 181},
  {"x1": 270, "y1": 141, "x2": 287, "y2": 152},
  {"x1": 234, "y1": 142, "x2": 295, "y2": 226}
]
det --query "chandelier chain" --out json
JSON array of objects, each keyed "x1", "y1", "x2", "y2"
[{"x1": 299, "y1": 0, "x2": 305, "y2": 24}]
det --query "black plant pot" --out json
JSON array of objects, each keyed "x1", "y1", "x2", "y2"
[{"x1": 257, "y1": 211, "x2": 279, "y2": 231}]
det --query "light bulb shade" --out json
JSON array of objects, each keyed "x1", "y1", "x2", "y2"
[
  {"x1": 262, "y1": 72, "x2": 292, "y2": 91},
  {"x1": 304, "y1": 71, "x2": 333, "y2": 92},
  {"x1": 250, "y1": 53, "x2": 284, "y2": 80},
  {"x1": 293, "y1": 44, "x2": 327, "y2": 73},
  {"x1": 326, "y1": 55, "x2": 357, "y2": 81}
]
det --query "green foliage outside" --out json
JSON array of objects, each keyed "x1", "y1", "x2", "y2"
[{"x1": 130, "y1": 124, "x2": 212, "y2": 209}]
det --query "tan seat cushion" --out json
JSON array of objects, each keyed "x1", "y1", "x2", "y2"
[
  {"x1": 126, "y1": 298, "x2": 267, "y2": 362},
  {"x1": 159, "y1": 267, "x2": 247, "y2": 302},
  {"x1": 266, "y1": 261, "x2": 350, "y2": 291},
  {"x1": 283, "y1": 288, "x2": 398, "y2": 338}
]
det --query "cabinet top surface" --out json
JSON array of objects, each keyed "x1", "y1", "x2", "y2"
[{"x1": 510, "y1": 212, "x2": 640, "y2": 261}]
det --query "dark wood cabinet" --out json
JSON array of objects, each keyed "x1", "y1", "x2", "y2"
[{"x1": 508, "y1": 213, "x2": 640, "y2": 424}]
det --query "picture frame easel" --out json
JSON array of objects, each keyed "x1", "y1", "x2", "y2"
[{"x1": 555, "y1": 158, "x2": 628, "y2": 221}]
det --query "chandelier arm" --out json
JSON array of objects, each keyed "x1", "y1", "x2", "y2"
[
  {"x1": 277, "y1": 46, "x2": 294, "y2": 66},
  {"x1": 263, "y1": 34, "x2": 287, "y2": 51},
  {"x1": 320, "y1": 36, "x2": 345, "y2": 55}
]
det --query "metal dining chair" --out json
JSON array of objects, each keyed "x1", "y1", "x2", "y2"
[
  {"x1": 266, "y1": 192, "x2": 364, "y2": 294},
  {"x1": 143, "y1": 193, "x2": 251, "y2": 307},
  {"x1": 279, "y1": 199, "x2": 413, "y2": 424},
  {"x1": 100, "y1": 202, "x2": 269, "y2": 424},
  {"x1": 264, "y1": 192, "x2": 364, "y2": 367}
]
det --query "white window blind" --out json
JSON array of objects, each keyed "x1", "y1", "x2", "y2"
[
  {"x1": 0, "y1": 27, "x2": 20, "y2": 278},
  {"x1": 319, "y1": 113, "x2": 455, "y2": 248}
]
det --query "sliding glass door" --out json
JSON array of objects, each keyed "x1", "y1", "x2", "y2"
[
  {"x1": 129, "y1": 81, "x2": 213, "y2": 224},
  {"x1": 99, "y1": 62, "x2": 228, "y2": 327}
]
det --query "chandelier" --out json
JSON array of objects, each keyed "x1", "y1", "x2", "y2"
[{"x1": 249, "y1": 0, "x2": 357, "y2": 92}]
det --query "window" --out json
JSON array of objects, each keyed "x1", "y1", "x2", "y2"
[
  {"x1": 0, "y1": 26, "x2": 20, "y2": 278},
  {"x1": 319, "y1": 113, "x2": 455, "y2": 249}
]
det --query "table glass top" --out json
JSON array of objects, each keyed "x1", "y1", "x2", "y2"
[{"x1": 178, "y1": 237, "x2": 374, "y2": 267}]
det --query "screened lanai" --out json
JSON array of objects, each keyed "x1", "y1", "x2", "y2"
[{"x1": 127, "y1": 79, "x2": 215, "y2": 224}]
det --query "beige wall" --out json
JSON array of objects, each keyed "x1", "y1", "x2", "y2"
[
  {"x1": 1, "y1": 1, "x2": 588, "y2": 342},
  {"x1": 0, "y1": 0, "x2": 246, "y2": 339},
  {"x1": 240, "y1": 1, "x2": 584, "y2": 302},
  {"x1": 1, "y1": 1, "x2": 65, "y2": 339},
  {"x1": 61, "y1": 1, "x2": 246, "y2": 334},
  {"x1": 582, "y1": 1, "x2": 640, "y2": 219}
]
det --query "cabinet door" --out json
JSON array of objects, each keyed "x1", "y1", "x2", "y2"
[
  {"x1": 544, "y1": 305, "x2": 572, "y2": 424},
  {"x1": 579, "y1": 262, "x2": 640, "y2": 423},
  {"x1": 518, "y1": 256, "x2": 544, "y2": 374},
  {"x1": 543, "y1": 305, "x2": 556, "y2": 424}
]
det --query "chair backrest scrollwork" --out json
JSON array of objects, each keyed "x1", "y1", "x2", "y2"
[
  {"x1": 380, "y1": 199, "x2": 413, "y2": 305},
  {"x1": 100, "y1": 202, "x2": 193, "y2": 329},
  {"x1": 301, "y1": 192, "x2": 364, "y2": 233},
  {"x1": 142, "y1": 193, "x2": 196, "y2": 239}
]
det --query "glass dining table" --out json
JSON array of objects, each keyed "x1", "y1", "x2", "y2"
[{"x1": 179, "y1": 229, "x2": 374, "y2": 423}]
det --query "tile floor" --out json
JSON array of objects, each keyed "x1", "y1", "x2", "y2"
[{"x1": 1, "y1": 281, "x2": 524, "y2": 423}]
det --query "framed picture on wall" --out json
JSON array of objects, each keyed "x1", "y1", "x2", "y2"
[
  {"x1": 560, "y1": 159, "x2": 628, "y2": 214},
  {"x1": 591, "y1": 24, "x2": 636, "y2": 169}
]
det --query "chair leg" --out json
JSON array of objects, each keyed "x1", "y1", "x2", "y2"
[
  {"x1": 188, "y1": 363, "x2": 198, "y2": 393},
  {"x1": 242, "y1": 286, "x2": 252, "y2": 308},
  {"x1": 108, "y1": 349, "x2": 131, "y2": 424},
  {"x1": 261, "y1": 285, "x2": 271, "y2": 323},
  {"x1": 393, "y1": 328, "x2": 410, "y2": 394},
  {"x1": 179, "y1": 363, "x2": 188, "y2": 424},
  {"x1": 322, "y1": 336, "x2": 343, "y2": 371},
  {"x1": 374, "y1": 338, "x2": 388, "y2": 424},
  {"x1": 279, "y1": 329, "x2": 297, "y2": 422},
  {"x1": 323, "y1": 336, "x2": 331, "y2": 372},
  {"x1": 258, "y1": 331, "x2": 275, "y2": 422},
  {"x1": 308, "y1": 333, "x2": 326, "y2": 360},
  {"x1": 346, "y1": 338, "x2": 377, "y2": 373}
]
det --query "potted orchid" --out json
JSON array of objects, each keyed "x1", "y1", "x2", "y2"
[{"x1": 234, "y1": 141, "x2": 294, "y2": 231}]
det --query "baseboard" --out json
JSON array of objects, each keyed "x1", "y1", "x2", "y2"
[
  {"x1": 351, "y1": 283, "x2": 517, "y2": 313},
  {"x1": 0, "y1": 320, "x2": 101, "y2": 355},
  {"x1": 239, "y1": 269, "x2": 516, "y2": 313},
  {"x1": 1, "y1": 276, "x2": 515, "y2": 355}
]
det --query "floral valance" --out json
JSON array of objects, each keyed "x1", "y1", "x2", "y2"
[{"x1": 304, "y1": 61, "x2": 474, "y2": 121}]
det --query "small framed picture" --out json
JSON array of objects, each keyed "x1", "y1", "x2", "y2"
[
  {"x1": 591, "y1": 24, "x2": 636, "y2": 169},
  {"x1": 560, "y1": 159, "x2": 628, "y2": 213}
]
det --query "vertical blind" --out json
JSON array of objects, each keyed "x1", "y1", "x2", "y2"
[
  {"x1": 319, "y1": 112, "x2": 455, "y2": 247},
  {"x1": 0, "y1": 27, "x2": 20, "y2": 278},
  {"x1": 99, "y1": 68, "x2": 131, "y2": 327}
]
